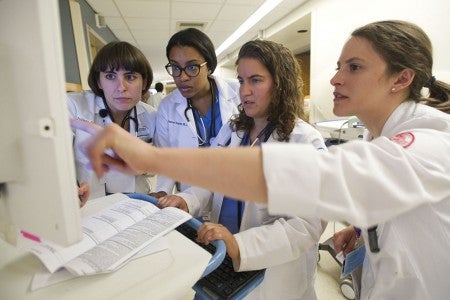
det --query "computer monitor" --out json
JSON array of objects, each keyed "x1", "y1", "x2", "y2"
[{"x1": 0, "y1": 0, "x2": 82, "y2": 246}]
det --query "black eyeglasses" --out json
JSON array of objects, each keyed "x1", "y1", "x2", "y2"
[{"x1": 165, "y1": 62, "x2": 207, "y2": 77}]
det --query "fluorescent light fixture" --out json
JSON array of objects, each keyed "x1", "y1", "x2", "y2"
[{"x1": 215, "y1": 0, "x2": 283, "y2": 57}]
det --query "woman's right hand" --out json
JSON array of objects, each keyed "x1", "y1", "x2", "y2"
[
  {"x1": 70, "y1": 119, "x2": 154, "y2": 178},
  {"x1": 157, "y1": 194, "x2": 189, "y2": 212},
  {"x1": 333, "y1": 225, "x2": 357, "y2": 257}
]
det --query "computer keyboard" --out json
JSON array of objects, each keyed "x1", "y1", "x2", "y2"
[{"x1": 176, "y1": 222, "x2": 265, "y2": 300}]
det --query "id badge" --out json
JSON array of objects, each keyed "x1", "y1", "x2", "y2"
[
  {"x1": 137, "y1": 126, "x2": 151, "y2": 142},
  {"x1": 200, "y1": 210, "x2": 211, "y2": 222},
  {"x1": 341, "y1": 245, "x2": 366, "y2": 278}
]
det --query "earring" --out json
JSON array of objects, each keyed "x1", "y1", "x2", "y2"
[{"x1": 391, "y1": 87, "x2": 396, "y2": 92}]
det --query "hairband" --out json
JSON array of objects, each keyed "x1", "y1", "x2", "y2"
[{"x1": 425, "y1": 75, "x2": 436, "y2": 88}]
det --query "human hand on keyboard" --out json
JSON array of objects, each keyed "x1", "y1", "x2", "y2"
[
  {"x1": 197, "y1": 222, "x2": 240, "y2": 260},
  {"x1": 157, "y1": 194, "x2": 189, "y2": 212}
]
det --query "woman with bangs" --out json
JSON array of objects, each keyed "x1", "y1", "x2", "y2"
[{"x1": 68, "y1": 41, "x2": 156, "y2": 200}]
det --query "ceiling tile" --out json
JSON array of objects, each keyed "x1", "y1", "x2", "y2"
[
  {"x1": 171, "y1": 2, "x2": 222, "y2": 20},
  {"x1": 86, "y1": 0, "x2": 121, "y2": 17},
  {"x1": 115, "y1": 0, "x2": 170, "y2": 18},
  {"x1": 216, "y1": 3, "x2": 263, "y2": 21},
  {"x1": 125, "y1": 17, "x2": 170, "y2": 30},
  {"x1": 103, "y1": 16, "x2": 127, "y2": 29},
  {"x1": 82, "y1": 0, "x2": 312, "y2": 83}
]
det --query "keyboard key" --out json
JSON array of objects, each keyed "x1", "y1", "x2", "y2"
[{"x1": 175, "y1": 222, "x2": 265, "y2": 299}]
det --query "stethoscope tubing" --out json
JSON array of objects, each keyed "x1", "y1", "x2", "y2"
[
  {"x1": 183, "y1": 78, "x2": 218, "y2": 146},
  {"x1": 101, "y1": 98, "x2": 139, "y2": 136}
]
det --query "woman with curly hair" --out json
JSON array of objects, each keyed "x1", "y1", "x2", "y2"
[
  {"x1": 191, "y1": 39, "x2": 327, "y2": 299},
  {"x1": 230, "y1": 40, "x2": 307, "y2": 141}
]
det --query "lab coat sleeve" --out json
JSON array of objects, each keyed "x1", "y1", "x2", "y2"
[
  {"x1": 176, "y1": 186, "x2": 213, "y2": 217},
  {"x1": 234, "y1": 214, "x2": 324, "y2": 271},
  {"x1": 263, "y1": 130, "x2": 450, "y2": 227}
]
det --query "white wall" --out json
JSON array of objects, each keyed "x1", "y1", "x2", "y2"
[
  {"x1": 215, "y1": 66, "x2": 237, "y2": 80},
  {"x1": 309, "y1": 0, "x2": 450, "y2": 122},
  {"x1": 216, "y1": 0, "x2": 450, "y2": 123}
]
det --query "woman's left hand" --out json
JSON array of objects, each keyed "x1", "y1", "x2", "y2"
[
  {"x1": 78, "y1": 182, "x2": 90, "y2": 208},
  {"x1": 197, "y1": 222, "x2": 240, "y2": 260}
]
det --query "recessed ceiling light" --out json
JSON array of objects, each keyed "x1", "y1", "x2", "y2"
[
  {"x1": 176, "y1": 22, "x2": 206, "y2": 31},
  {"x1": 215, "y1": 0, "x2": 283, "y2": 56}
]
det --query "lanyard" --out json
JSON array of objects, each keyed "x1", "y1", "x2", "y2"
[
  {"x1": 354, "y1": 225, "x2": 380, "y2": 253},
  {"x1": 240, "y1": 123, "x2": 276, "y2": 147},
  {"x1": 233, "y1": 123, "x2": 275, "y2": 230}
]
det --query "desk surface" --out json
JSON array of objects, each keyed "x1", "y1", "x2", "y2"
[{"x1": 0, "y1": 197, "x2": 211, "y2": 300}]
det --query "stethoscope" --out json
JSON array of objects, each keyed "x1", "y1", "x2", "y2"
[
  {"x1": 99, "y1": 98, "x2": 139, "y2": 136},
  {"x1": 240, "y1": 123, "x2": 276, "y2": 147},
  {"x1": 184, "y1": 78, "x2": 217, "y2": 147}
]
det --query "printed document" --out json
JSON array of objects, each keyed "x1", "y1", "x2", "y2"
[{"x1": 23, "y1": 193, "x2": 191, "y2": 276}]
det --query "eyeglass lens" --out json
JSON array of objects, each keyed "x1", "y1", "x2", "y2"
[{"x1": 166, "y1": 62, "x2": 206, "y2": 77}]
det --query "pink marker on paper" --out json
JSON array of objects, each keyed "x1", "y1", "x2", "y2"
[{"x1": 20, "y1": 230, "x2": 41, "y2": 243}]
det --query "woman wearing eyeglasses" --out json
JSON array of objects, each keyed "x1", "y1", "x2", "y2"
[{"x1": 152, "y1": 28, "x2": 240, "y2": 202}]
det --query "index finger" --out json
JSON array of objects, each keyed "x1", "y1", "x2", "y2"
[
  {"x1": 70, "y1": 118, "x2": 102, "y2": 135},
  {"x1": 197, "y1": 222, "x2": 210, "y2": 239}
]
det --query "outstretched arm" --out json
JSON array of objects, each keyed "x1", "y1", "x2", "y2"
[{"x1": 70, "y1": 120, "x2": 268, "y2": 204}]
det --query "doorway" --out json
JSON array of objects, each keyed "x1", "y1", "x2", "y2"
[{"x1": 87, "y1": 25, "x2": 106, "y2": 63}]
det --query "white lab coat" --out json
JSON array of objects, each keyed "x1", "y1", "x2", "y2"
[
  {"x1": 180, "y1": 120, "x2": 327, "y2": 299},
  {"x1": 67, "y1": 91, "x2": 156, "y2": 199},
  {"x1": 153, "y1": 75, "x2": 240, "y2": 194},
  {"x1": 263, "y1": 101, "x2": 450, "y2": 299}
]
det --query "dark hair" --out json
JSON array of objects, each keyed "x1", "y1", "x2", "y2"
[
  {"x1": 352, "y1": 20, "x2": 450, "y2": 113},
  {"x1": 232, "y1": 39, "x2": 305, "y2": 141},
  {"x1": 88, "y1": 41, "x2": 153, "y2": 98},
  {"x1": 166, "y1": 28, "x2": 217, "y2": 73},
  {"x1": 155, "y1": 82, "x2": 164, "y2": 92}
]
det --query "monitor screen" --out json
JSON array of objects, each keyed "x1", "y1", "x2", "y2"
[{"x1": 0, "y1": 0, "x2": 82, "y2": 246}]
